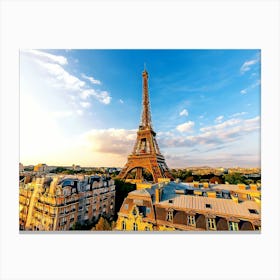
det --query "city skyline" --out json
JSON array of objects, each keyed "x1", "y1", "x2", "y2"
[{"x1": 20, "y1": 49, "x2": 261, "y2": 168}]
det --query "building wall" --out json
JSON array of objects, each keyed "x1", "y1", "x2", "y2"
[{"x1": 19, "y1": 175, "x2": 116, "y2": 231}]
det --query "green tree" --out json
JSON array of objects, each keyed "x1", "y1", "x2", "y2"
[{"x1": 223, "y1": 173, "x2": 246, "y2": 184}]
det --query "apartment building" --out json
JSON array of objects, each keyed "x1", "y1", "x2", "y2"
[
  {"x1": 19, "y1": 175, "x2": 115, "y2": 231},
  {"x1": 115, "y1": 181, "x2": 261, "y2": 231}
]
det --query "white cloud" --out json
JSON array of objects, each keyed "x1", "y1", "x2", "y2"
[
  {"x1": 22, "y1": 49, "x2": 68, "y2": 65},
  {"x1": 119, "y1": 99, "x2": 124, "y2": 104},
  {"x1": 37, "y1": 61, "x2": 85, "y2": 91},
  {"x1": 81, "y1": 73, "x2": 101, "y2": 85},
  {"x1": 179, "y1": 109, "x2": 188, "y2": 117},
  {"x1": 76, "y1": 110, "x2": 83, "y2": 116},
  {"x1": 23, "y1": 49, "x2": 112, "y2": 105},
  {"x1": 200, "y1": 118, "x2": 241, "y2": 132},
  {"x1": 240, "y1": 59, "x2": 258, "y2": 73},
  {"x1": 251, "y1": 79, "x2": 261, "y2": 88},
  {"x1": 159, "y1": 116, "x2": 260, "y2": 150},
  {"x1": 240, "y1": 58, "x2": 259, "y2": 74},
  {"x1": 52, "y1": 111, "x2": 73, "y2": 118},
  {"x1": 83, "y1": 128, "x2": 137, "y2": 155},
  {"x1": 80, "y1": 89, "x2": 111, "y2": 104},
  {"x1": 95, "y1": 91, "x2": 111, "y2": 104},
  {"x1": 215, "y1": 115, "x2": 224, "y2": 123},
  {"x1": 230, "y1": 112, "x2": 248, "y2": 118},
  {"x1": 176, "y1": 121, "x2": 195, "y2": 133},
  {"x1": 240, "y1": 79, "x2": 260, "y2": 95},
  {"x1": 80, "y1": 101, "x2": 91, "y2": 108}
]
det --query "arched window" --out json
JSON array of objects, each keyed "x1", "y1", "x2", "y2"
[
  {"x1": 122, "y1": 220, "x2": 126, "y2": 230},
  {"x1": 133, "y1": 222, "x2": 138, "y2": 231}
]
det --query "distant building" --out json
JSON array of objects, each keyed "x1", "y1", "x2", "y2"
[
  {"x1": 19, "y1": 163, "x2": 24, "y2": 172},
  {"x1": 72, "y1": 164, "x2": 81, "y2": 171},
  {"x1": 33, "y1": 163, "x2": 48, "y2": 173},
  {"x1": 115, "y1": 182, "x2": 261, "y2": 231},
  {"x1": 19, "y1": 175, "x2": 115, "y2": 231}
]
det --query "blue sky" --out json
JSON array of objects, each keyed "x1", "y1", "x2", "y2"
[{"x1": 20, "y1": 49, "x2": 260, "y2": 168}]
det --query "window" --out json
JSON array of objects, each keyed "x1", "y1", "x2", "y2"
[
  {"x1": 248, "y1": 209, "x2": 259, "y2": 214},
  {"x1": 167, "y1": 211, "x2": 173, "y2": 222},
  {"x1": 133, "y1": 222, "x2": 138, "y2": 231},
  {"x1": 205, "y1": 204, "x2": 211, "y2": 208},
  {"x1": 122, "y1": 221, "x2": 126, "y2": 230},
  {"x1": 146, "y1": 207, "x2": 151, "y2": 214},
  {"x1": 124, "y1": 204, "x2": 129, "y2": 210},
  {"x1": 229, "y1": 221, "x2": 239, "y2": 231},
  {"x1": 207, "y1": 218, "x2": 216, "y2": 230},
  {"x1": 132, "y1": 207, "x2": 137, "y2": 216},
  {"x1": 187, "y1": 215, "x2": 195, "y2": 226}
]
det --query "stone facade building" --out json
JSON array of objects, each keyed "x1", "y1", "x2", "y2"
[
  {"x1": 115, "y1": 182, "x2": 261, "y2": 231},
  {"x1": 19, "y1": 175, "x2": 115, "y2": 231}
]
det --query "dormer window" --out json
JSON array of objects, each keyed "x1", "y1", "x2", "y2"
[
  {"x1": 132, "y1": 207, "x2": 137, "y2": 216},
  {"x1": 248, "y1": 209, "x2": 258, "y2": 214}
]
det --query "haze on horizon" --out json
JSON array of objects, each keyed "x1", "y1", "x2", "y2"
[{"x1": 20, "y1": 49, "x2": 261, "y2": 169}]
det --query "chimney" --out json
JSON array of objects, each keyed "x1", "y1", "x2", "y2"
[
  {"x1": 50, "y1": 177, "x2": 59, "y2": 194},
  {"x1": 155, "y1": 188, "x2": 160, "y2": 203}
]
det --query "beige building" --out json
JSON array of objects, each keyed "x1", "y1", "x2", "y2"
[
  {"x1": 115, "y1": 182, "x2": 261, "y2": 231},
  {"x1": 19, "y1": 175, "x2": 115, "y2": 231}
]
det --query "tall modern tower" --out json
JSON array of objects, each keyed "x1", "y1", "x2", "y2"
[{"x1": 117, "y1": 69, "x2": 173, "y2": 183}]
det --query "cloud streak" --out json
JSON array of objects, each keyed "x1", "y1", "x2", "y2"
[
  {"x1": 83, "y1": 129, "x2": 137, "y2": 155},
  {"x1": 159, "y1": 116, "x2": 260, "y2": 149},
  {"x1": 22, "y1": 49, "x2": 68, "y2": 65},
  {"x1": 21, "y1": 49, "x2": 112, "y2": 107},
  {"x1": 81, "y1": 73, "x2": 101, "y2": 85},
  {"x1": 176, "y1": 121, "x2": 194, "y2": 133},
  {"x1": 179, "y1": 109, "x2": 188, "y2": 117}
]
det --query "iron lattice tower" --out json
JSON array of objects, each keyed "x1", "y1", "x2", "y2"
[{"x1": 117, "y1": 69, "x2": 173, "y2": 183}]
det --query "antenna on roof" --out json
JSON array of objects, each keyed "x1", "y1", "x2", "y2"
[{"x1": 144, "y1": 62, "x2": 147, "y2": 71}]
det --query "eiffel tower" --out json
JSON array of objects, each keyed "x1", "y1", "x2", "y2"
[{"x1": 118, "y1": 68, "x2": 173, "y2": 183}]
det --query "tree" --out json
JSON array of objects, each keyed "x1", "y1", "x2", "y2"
[
  {"x1": 93, "y1": 216, "x2": 115, "y2": 231},
  {"x1": 114, "y1": 179, "x2": 136, "y2": 220},
  {"x1": 223, "y1": 173, "x2": 246, "y2": 184},
  {"x1": 185, "y1": 176, "x2": 194, "y2": 183},
  {"x1": 94, "y1": 217, "x2": 111, "y2": 230},
  {"x1": 209, "y1": 176, "x2": 223, "y2": 184}
]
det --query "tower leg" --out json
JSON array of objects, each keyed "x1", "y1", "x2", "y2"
[{"x1": 135, "y1": 168, "x2": 143, "y2": 180}]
